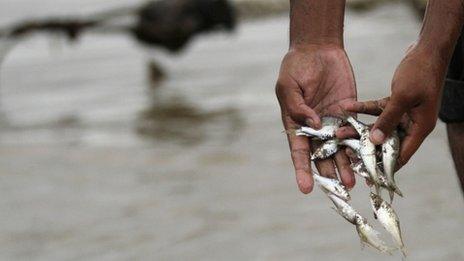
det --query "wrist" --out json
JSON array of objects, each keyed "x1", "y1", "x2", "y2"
[
  {"x1": 414, "y1": 40, "x2": 454, "y2": 66},
  {"x1": 290, "y1": 37, "x2": 344, "y2": 50},
  {"x1": 289, "y1": 0, "x2": 345, "y2": 50},
  {"x1": 416, "y1": 0, "x2": 464, "y2": 63},
  {"x1": 289, "y1": 42, "x2": 344, "y2": 53}
]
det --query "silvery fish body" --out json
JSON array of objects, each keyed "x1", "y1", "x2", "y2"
[
  {"x1": 295, "y1": 117, "x2": 342, "y2": 140},
  {"x1": 351, "y1": 162, "x2": 391, "y2": 191},
  {"x1": 351, "y1": 161, "x2": 370, "y2": 179},
  {"x1": 346, "y1": 116, "x2": 380, "y2": 192},
  {"x1": 352, "y1": 162, "x2": 403, "y2": 198},
  {"x1": 382, "y1": 131, "x2": 402, "y2": 202},
  {"x1": 311, "y1": 139, "x2": 339, "y2": 161},
  {"x1": 339, "y1": 139, "x2": 361, "y2": 153},
  {"x1": 354, "y1": 214, "x2": 393, "y2": 254},
  {"x1": 370, "y1": 193, "x2": 406, "y2": 256},
  {"x1": 327, "y1": 193, "x2": 358, "y2": 224},
  {"x1": 313, "y1": 173, "x2": 350, "y2": 201}
]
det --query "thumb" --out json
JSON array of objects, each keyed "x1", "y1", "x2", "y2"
[{"x1": 370, "y1": 98, "x2": 408, "y2": 144}]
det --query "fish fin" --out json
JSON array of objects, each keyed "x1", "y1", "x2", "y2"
[
  {"x1": 330, "y1": 206, "x2": 343, "y2": 217},
  {"x1": 389, "y1": 190, "x2": 395, "y2": 203},
  {"x1": 374, "y1": 183, "x2": 381, "y2": 195},
  {"x1": 283, "y1": 128, "x2": 302, "y2": 136},
  {"x1": 319, "y1": 186, "x2": 330, "y2": 195},
  {"x1": 400, "y1": 247, "x2": 407, "y2": 258},
  {"x1": 394, "y1": 185, "x2": 404, "y2": 197}
]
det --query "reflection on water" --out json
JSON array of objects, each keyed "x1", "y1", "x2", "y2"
[{"x1": 136, "y1": 95, "x2": 243, "y2": 146}]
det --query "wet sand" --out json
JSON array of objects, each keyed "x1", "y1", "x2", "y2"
[{"x1": 0, "y1": 2, "x2": 463, "y2": 260}]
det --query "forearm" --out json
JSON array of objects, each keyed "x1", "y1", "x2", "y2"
[
  {"x1": 418, "y1": 0, "x2": 464, "y2": 62},
  {"x1": 289, "y1": 0, "x2": 346, "y2": 49}
]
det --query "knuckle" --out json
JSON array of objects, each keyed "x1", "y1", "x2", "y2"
[
  {"x1": 275, "y1": 81, "x2": 285, "y2": 97},
  {"x1": 288, "y1": 103, "x2": 307, "y2": 120}
]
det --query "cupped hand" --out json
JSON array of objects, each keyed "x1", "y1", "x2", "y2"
[
  {"x1": 338, "y1": 44, "x2": 447, "y2": 168},
  {"x1": 276, "y1": 45, "x2": 357, "y2": 194}
]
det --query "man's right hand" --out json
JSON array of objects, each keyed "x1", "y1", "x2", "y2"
[
  {"x1": 276, "y1": 44, "x2": 357, "y2": 194},
  {"x1": 339, "y1": 44, "x2": 448, "y2": 169}
]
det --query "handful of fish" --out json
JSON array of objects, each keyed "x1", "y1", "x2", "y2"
[{"x1": 294, "y1": 116, "x2": 407, "y2": 256}]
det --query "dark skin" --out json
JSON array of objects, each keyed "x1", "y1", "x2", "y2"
[
  {"x1": 276, "y1": 0, "x2": 356, "y2": 193},
  {"x1": 447, "y1": 123, "x2": 464, "y2": 193},
  {"x1": 277, "y1": 0, "x2": 464, "y2": 194}
]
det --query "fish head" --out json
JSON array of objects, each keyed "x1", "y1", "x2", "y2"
[
  {"x1": 334, "y1": 184, "x2": 350, "y2": 201},
  {"x1": 354, "y1": 214, "x2": 366, "y2": 225}
]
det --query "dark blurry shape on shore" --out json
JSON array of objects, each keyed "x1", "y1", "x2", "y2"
[
  {"x1": 0, "y1": 0, "x2": 235, "y2": 55},
  {"x1": 135, "y1": 0, "x2": 235, "y2": 52}
]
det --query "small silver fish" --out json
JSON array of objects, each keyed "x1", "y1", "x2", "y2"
[
  {"x1": 339, "y1": 139, "x2": 361, "y2": 153},
  {"x1": 351, "y1": 161, "x2": 370, "y2": 179},
  {"x1": 354, "y1": 214, "x2": 393, "y2": 254},
  {"x1": 379, "y1": 165, "x2": 403, "y2": 201},
  {"x1": 370, "y1": 193, "x2": 406, "y2": 256},
  {"x1": 311, "y1": 139, "x2": 339, "y2": 161},
  {"x1": 352, "y1": 162, "x2": 403, "y2": 198},
  {"x1": 313, "y1": 172, "x2": 350, "y2": 201},
  {"x1": 382, "y1": 131, "x2": 402, "y2": 202},
  {"x1": 295, "y1": 117, "x2": 342, "y2": 140},
  {"x1": 327, "y1": 193, "x2": 358, "y2": 224},
  {"x1": 345, "y1": 116, "x2": 380, "y2": 193}
]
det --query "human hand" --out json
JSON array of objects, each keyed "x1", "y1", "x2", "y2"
[
  {"x1": 338, "y1": 44, "x2": 447, "y2": 168},
  {"x1": 276, "y1": 45, "x2": 357, "y2": 194}
]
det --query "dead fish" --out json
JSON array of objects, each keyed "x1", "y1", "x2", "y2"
[
  {"x1": 311, "y1": 139, "x2": 339, "y2": 161},
  {"x1": 313, "y1": 172, "x2": 350, "y2": 201},
  {"x1": 352, "y1": 162, "x2": 403, "y2": 198},
  {"x1": 327, "y1": 192, "x2": 358, "y2": 224},
  {"x1": 370, "y1": 193, "x2": 406, "y2": 256},
  {"x1": 295, "y1": 117, "x2": 342, "y2": 140},
  {"x1": 351, "y1": 161, "x2": 370, "y2": 180},
  {"x1": 354, "y1": 214, "x2": 393, "y2": 254},
  {"x1": 339, "y1": 139, "x2": 361, "y2": 153},
  {"x1": 382, "y1": 131, "x2": 402, "y2": 202},
  {"x1": 345, "y1": 116, "x2": 380, "y2": 193},
  {"x1": 379, "y1": 164, "x2": 403, "y2": 201}
]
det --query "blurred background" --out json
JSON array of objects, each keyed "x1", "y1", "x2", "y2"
[{"x1": 0, "y1": 0, "x2": 463, "y2": 260}]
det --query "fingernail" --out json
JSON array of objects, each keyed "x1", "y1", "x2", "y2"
[
  {"x1": 371, "y1": 129, "x2": 385, "y2": 144},
  {"x1": 305, "y1": 119, "x2": 314, "y2": 127}
]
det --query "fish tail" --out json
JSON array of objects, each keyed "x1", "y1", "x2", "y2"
[
  {"x1": 400, "y1": 246, "x2": 407, "y2": 258},
  {"x1": 393, "y1": 184, "x2": 404, "y2": 198},
  {"x1": 389, "y1": 190, "x2": 395, "y2": 203},
  {"x1": 373, "y1": 183, "x2": 381, "y2": 195},
  {"x1": 283, "y1": 128, "x2": 299, "y2": 136}
]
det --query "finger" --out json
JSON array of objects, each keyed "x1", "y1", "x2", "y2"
[
  {"x1": 336, "y1": 126, "x2": 359, "y2": 139},
  {"x1": 334, "y1": 151, "x2": 356, "y2": 189},
  {"x1": 397, "y1": 122, "x2": 431, "y2": 169},
  {"x1": 314, "y1": 159, "x2": 337, "y2": 180},
  {"x1": 345, "y1": 147, "x2": 360, "y2": 162},
  {"x1": 286, "y1": 124, "x2": 314, "y2": 194},
  {"x1": 310, "y1": 139, "x2": 337, "y2": 179},
  {"x1": 342, "y1": 98, "x2": 389, "y2": 116},
  {"x1": 276, "y1": 80, "x2": 322, "y2": 128},
  {"x1": 371, "y1": 98, "x2": 409, "y2": 145}
]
